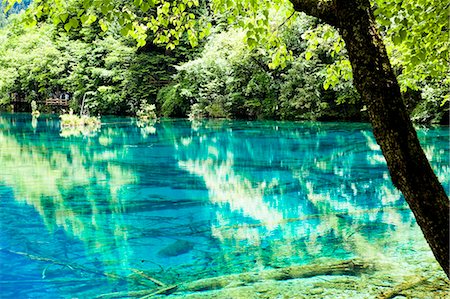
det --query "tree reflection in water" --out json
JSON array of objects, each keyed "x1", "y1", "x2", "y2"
[
  {"x1": 0, "y1": 115, "x2": 448, "y2": 297},
  {"x1": 173, "y1": 119, "x2": 448, "y2": 274},
  {"x1": 0, "y1": 115, "x2": 137, "y2": 277}
]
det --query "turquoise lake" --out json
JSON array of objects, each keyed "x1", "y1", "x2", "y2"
[{"x1": 0, "y1": 113, "x2": 448, "y2": 298}]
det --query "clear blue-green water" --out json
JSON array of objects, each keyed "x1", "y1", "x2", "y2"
[{"x1": 0, "y1": 113, "x2": 448, "y2": 298}]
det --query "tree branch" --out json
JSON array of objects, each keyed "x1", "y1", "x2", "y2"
[
  {"x1": 288, "y1": 0, "x2": 338, "y2": 26},
  {"x1": 278, "y1": 11, "x2": 296, "y2": 29}
]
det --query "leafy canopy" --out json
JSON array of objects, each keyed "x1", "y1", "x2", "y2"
[
  {"x1": 4, "y1": 0, "x2": 448, "y2": 92},
  {"x1": 374, "y1": 0, "x2": 449, "y2": 91}
]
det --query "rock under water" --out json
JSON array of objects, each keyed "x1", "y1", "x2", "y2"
[{"x1": 158, "y1": 240, "x2": 195, "y2": 257}]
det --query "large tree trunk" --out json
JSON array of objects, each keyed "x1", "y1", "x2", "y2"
[{"x1": 290, "y1": 0, "x2": 449, "y2": 277}]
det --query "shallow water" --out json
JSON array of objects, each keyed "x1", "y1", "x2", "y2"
[{"x1": 0, "y1": 113, "x2": 448, "y2": 298}]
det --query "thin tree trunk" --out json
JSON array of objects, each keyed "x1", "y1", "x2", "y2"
[{"x1": 290, "y1": 0, "x2": 449, "y2": 277}]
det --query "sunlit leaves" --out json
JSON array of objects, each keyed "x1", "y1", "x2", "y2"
[
  {"x1": 0, "y1": 22, "x2": 69, "y2": 103},
  {"x1": 80, "y1": 14, "x2": 96, "y2": 25},
  {"x1": 4, "y1": 0, "x2": 448, "y2": 106},
  {"x1": 212, "y1": 0, "x2": 297, "y2": 68},
  {"x1": 323, "y1": 60, "x2": 352, "y2": 91},
  {"x1": 64, "y1": 17, "x2": 79, "y2": 31},
  {"x1": 301, "y1": 23, "x2": 351, "y2": 92},
  {"x1": 4, "y1": 0, "x2": 204, "y2": 50},
  {"x1": 186, "y1": 28, "x2": 197, "y2": 47},
  {"x1": 373, "y1": 0, "x2": 449, "y2": 91},
  {"x1": 60, "y1": 12, "x2": 69, "y2": 22},
  {"x1": 304, "y1": 51, "x2": 312, "y2": 61},
  {"x1": 161, "y1": 18, "x2": 362, "y2": 120}
]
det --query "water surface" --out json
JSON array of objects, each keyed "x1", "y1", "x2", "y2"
[{"x1": 0, "y1": 114, "x2": 448, "y2": 298}]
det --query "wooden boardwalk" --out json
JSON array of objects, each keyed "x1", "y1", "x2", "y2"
[
  {"x1": 45, "y1": 98, "x2": 69, "y2": 106},
  {"x1": 10, "y1": 98, "x2": 69, "y2": 107}
]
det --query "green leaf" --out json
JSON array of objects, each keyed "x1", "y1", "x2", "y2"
[
  {"x1": 187, "y1": 29, "x2": 198, "y2": 47},
  {"x1": 162, "y1": 2, "x2": 170, "y2": 15},
  {"x1": 101, "y1": 5, "x2": 109, "y2": 14},
  {"x1": 80, "y1": 14, "x2": 88, "y2": 24},
  {"x1": 247, "y1": 37, "x2": 256, "y2": 48},
  {"x1": 99, "y1": 19, "x2": 108, "y2": 32},
  {"x1": 83, "y1": 0, "x2": 91, "y2": 9},
  {"x1": 399, "y1": 29, "x2": 407, "y2": 41},
  {"x1": 141, "y1": 3, "x2": 150, "y2": 12},
  {"x1": 68, "y1": 17, "x2": 79, "y2": 29},
  {"x1": 64, "y1": 22, "x2": 72, "y2": 31},
  {"x1": 120, "y1": 27, "x2": 129, "y2": 36},
  {"x1": 60, "y1": 13, "x2": 69, "y2": 23},
  {"x1": 377, "y1": 18, "x2": 391, "y2": 26},
  {"x1": 305, "y1": 51, "x2": 312, "y2": 61},
  {"x1": 86, "y1": 15, "x2": 97, "y2": 25}
]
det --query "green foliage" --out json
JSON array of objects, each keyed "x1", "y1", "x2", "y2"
[
  {"x1": 124, "y1": 52, "x2": 175, "y2": 112},
  {"x1": 371, "y1": 0, "x2": 449, "y2": 123},
  {"x1": 136, "y1": 102, "x2": 157, "y2": 121},
  {"x1": 373, "y1": 0, "x2": 449, "y2": 90},
  {"x1": 158, "y1": 28, "x2": 273, "y2": 119},
  {"x1": 188, "y1": 102, "x2": 204, "y2": 119},
  {"x1": 5, "y1": 0, "x2": 208, "y2": 50},
  {"x1": 0, "y1": 17, "x2": 128, "y2": 113},
  {"x1": 60, "y1": 35, "x2": 135, "y2": 114},
  {"x1": 5, "y1": 0, "x2": 448, "y2": 82},
  {"x1": 60, "y1": 109, "x2": 101, "y2": 128},
  {"x1": 2, "y1": 0, "x2": 448, "y2": 123},
  {"x1": 158, "y1": 19, "x2": 363, "y2": 120},
  {"x1": 158, "y1": 82, "x2": 191, "y2": 117},
  {"x1": 0, "y1": 19, "x2": 66, "y2": 104},
  {"x1": 0, "y1": 8, "x2": 198, "y2": 115},
  {"x1": 411, "y1": 82, "x2": 450, "y2": 125},
  {"x1": 30, "y1": 100, "x2": 40, "y2": 116},
  {"x1": 0, "y1": 8, "x2": 7, "y2": 28}
]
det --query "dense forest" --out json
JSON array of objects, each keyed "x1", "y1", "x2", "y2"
[{"x1": 0, "y1": 0, "x2": 448, "y2": 123}]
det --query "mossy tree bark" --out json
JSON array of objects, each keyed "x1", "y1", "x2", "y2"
[{"x1": 289, "y1": 0, "x2": 449, "y2": 277}]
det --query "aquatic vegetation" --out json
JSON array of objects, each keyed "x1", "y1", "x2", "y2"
[
  {"x1": 61, "y1": 112, "x2": 100, "y2": 127},
  {"x1": 135, "y1": 103, "x2": 158, "y2": 137},
  {"x1": 59, "y1": 110, "x2": 101, "y2": 136},
  {"x1": 60, "y1": 110, "x2": 101, "y2": 127},
  {"x1": 136, "y1": 103, "x2": 157, "y2": 122},
  {"x1": 30, "y1": 100, "x2": 40, "y2": 117}
]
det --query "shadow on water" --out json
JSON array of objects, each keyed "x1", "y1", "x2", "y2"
[{"x1": 0, "y1": 114, "x2": 448, "y2": 298}]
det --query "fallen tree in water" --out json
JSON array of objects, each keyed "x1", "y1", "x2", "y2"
[
  {"x1": 96, "y1": 259, "x2": 374, "y2": 298},
  {"x1": 181, "y1": 259, "x2": 372, "y2": 292}
]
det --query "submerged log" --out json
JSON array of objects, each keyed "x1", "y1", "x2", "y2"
[
  {"x1": 97, "y1": 289, "x2": 156, "y2": 299},
  {"x1": 96, "y1": 284, "x2": 178, "y2": 299},
  {"x1": 181, "y1": 259, "x2": 373, "y2": 292},
  {"x1": 3, "y1": 249, "x2": 123, "y2": 280},
  {"x1": 130, "y1": 269, "x2": 167, "y2": 287},
  {"x1": 377, "y1": 276, "x2": 430, "y2": 299},
  {"x1": 4, "y1": 249, "x2": 151, "y2": 288},
  {"x1": 97, "y1": 259, "x2": 373, "y2": 298},
  {"x1": 139, "y1": 285, "x2": 178, "y2": 299}
]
